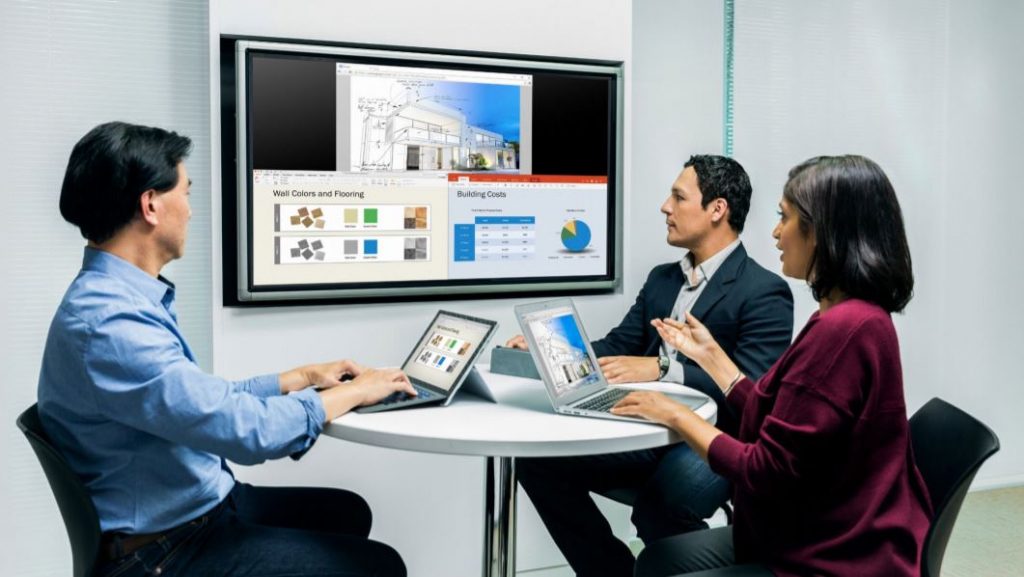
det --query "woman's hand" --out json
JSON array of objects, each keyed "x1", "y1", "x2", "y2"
[
  {"x1": 652, "y1": 314, "x2": 744, "y2": 396},
  {"x1": 610, "y1": 391, "x2": 690, "y2": 427},
  {"x1": 612, "y1": 389, "x2": 724, "y2": 460},
  {"x1": 651, "y1": 313, "x2": 720, "y2": 365}
]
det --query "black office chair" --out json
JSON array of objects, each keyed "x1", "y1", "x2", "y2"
[
  {"x1": 16, "y1": 404, "x2": 102, "y2": 577},
  {"x1": 910, "y1": 397, "x2": 1000, "y2": 577},
  {"x1": 634, "y1": 397, "x2": 999, "y2": 577}
]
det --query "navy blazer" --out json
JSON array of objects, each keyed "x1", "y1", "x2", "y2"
[{"x1": 591, "y1": 244, "x2": 793, "y2": 435}]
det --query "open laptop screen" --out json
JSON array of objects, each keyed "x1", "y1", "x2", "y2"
[
  {"x1": 402, "y1": 311, "x2": 495, "y2": 393},
  {"x1": 520, "y1": 304, "x2": 602, "y2": 399}
]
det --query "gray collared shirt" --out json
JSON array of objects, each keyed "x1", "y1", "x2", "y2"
[{"x1": 661, "y1": 239, "x2": 742, "y2": 383}]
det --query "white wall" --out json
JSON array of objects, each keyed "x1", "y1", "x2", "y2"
[
  {"x1": 731, "y1": 0, "x2": 1024, "y2": 488},
  {"x1": 940, "y1": 0, "x2": 1024, "y2": 487}
]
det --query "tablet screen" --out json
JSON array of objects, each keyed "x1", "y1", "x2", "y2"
[{"x1": 403, "y1": 312, "x2": 495, "y2": 392}]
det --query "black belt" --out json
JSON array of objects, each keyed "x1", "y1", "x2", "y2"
[
  {"x1": 100, "y1": 530, "x2": 165, "y2": 561},
  {"x1": 100, "y1": 503, "x2": 223, "y2": 561}
]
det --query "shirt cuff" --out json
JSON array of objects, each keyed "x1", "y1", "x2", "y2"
[
  {"x1": 707, "y1": 432, "x2": 747, "y2": 480},
  {"x1": 235, "y1": 373, "x2": 281, "y2": 398},
  {"x1": 726, "y1": 376, "x2": 755, "y2": 412},
  {"x1": 287, "y1": 387, "x2": 327, "y2": 460},
  {"x1": 660, "y1": 357, "x2": 686, "y2": 384}
]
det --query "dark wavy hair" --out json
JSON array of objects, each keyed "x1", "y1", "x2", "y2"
[
  {"x1": 783, "y1": 155, "x2": 913, "y2": 313},
  {"x1": 684, "y1": 154, "x2": 752, "y2": 232},
  {"x1": 60, "y1": 121, "x2": 192, "y2": 244}
]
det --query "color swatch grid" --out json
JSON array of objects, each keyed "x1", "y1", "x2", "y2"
[
  {"x1": 288, "y1": 207, "x2": 325, "y2": 229},
  {"x1": 403, "y1": 206, "x2": 429, "y2": 230},
  {"x1": 415, "y1": 349, "x2": 461, "y2": 374},
  {"x1": 275, "y1": 236, "x2": 429, "y2": 264},
  {"x1": 427, "y1": 332, "x2": 472, "y2": 356},
  {"x1": 290, "y1": 238, "x2": 326, "y2": 261},
  {"x1": 416, "y1": 329, "x2": 472, "y2": 374},
  {"x1": 276, "y1": 204, "x2": 429, "y2": 232}
]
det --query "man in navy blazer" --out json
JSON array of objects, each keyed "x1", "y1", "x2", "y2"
[{"x1": 511, "y1": 155, "x2": 794, "y2": 577}]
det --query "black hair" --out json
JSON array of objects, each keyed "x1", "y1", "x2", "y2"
[
  {"x1": 59, "y1": 121, "x2": 192, "y2": 244},
  {"x1": 783, "y1": 155, "x2": 914, "y2": 313},
  {"x1": 684, "y1": 154, "x2": 752, "y2": 232}
]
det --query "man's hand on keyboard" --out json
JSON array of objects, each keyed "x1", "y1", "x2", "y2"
[
  {"x1": 353, "y1": 368, "x2": 416, "y2": 407},
  {"x1": 597, "y1": 356, "x2": 659, "y2": 384}
]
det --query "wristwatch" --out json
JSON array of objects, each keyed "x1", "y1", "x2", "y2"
[{"x1": 657, "y1": 355, "x2": 670, "y2": 380}]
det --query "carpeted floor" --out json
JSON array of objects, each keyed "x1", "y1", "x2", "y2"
[{"x1": 941, "y1": 485, "x2": 1024, "y2": 577}]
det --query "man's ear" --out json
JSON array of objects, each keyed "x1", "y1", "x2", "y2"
[
  {"x1": 139, "y1": 189, "x2": 160, "y2": 226},
  {"x1": 710, "y1": 198, "x2": 729, "y2": 224}
]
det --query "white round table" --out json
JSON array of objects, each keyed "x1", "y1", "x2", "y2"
[{"x1": 323, "y1": 367, "x2": 716, "y2": 577}]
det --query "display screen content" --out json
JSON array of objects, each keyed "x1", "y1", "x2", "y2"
[
  {"x1": 522, "y1": 306, "x2": 601, "y2": 398},
  {"x1": 403, "y1": 313, "x2": 492, "y2": 392},
  {"x1": 226, "y1": 40, "x2": 621, "y2": 303}
]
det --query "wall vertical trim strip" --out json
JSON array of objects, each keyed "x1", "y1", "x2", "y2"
[{"x1": 723, "y1": 0, "x2": 736, "y2": 157}]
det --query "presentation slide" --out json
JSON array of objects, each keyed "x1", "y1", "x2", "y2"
[
  {"x1": 403, "y1": 313, "x2": 492, "y2": 391},
  {"x1": 336, "y1": 63, "x2": 532, "y2": 174},
  {"x1": 251, "y1": 171, "x2": 448, "y2": 286},
  {"x1": 447, "y1": 174, "x2": 607, "y2": 279}
]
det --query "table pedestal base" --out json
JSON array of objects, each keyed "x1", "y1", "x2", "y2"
[{"x1": 483, "y1": 456, "x2": 517, "y2": 577}]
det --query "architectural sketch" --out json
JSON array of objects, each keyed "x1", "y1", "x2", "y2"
[
  {"x1": 530, "y1": 315, "x2": 596, "y2": 395},
  {"x1": 353, "y1": 78, "x2": 519, "y2": 172}
]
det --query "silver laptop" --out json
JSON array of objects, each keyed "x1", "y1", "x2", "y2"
[
  {"x1": 514, "y1": 298, "x2": 707, "y2": 422},
  {"x1": 356, "y1": 310, "x2": 498, "y2": 413}
]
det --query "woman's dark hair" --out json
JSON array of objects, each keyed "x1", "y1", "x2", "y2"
[
  {"x1": 684, "y1": 154, "x2": 752, "y2": 232},
  {"x1": 60, "y1": 121, "x2": 192, "y2": 244},
  {"x1": 783, "y1": 155, "x2": 913, "y2": 313}
]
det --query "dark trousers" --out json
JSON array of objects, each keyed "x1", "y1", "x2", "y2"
[
  {"x1": 518, "y1": 443, "x2": 731, "y2": 577},
  {"x1": 97, "y1": 482, "x2": 406, "y2": 577},
  {"x1": 635, "y1": 526, "x2": 773, "y2": 577}
]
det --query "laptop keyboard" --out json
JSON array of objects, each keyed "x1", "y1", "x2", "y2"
[
  {"x1": 574, "y1": 388, "x2": 631, "y2": 413},
  {"x1": 377, "y1": 383, "x2": 437, "y2": 406}
]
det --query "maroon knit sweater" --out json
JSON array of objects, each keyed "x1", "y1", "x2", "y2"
[{"x1": 707, "y1": 299, "x2": 932, "y2": 577}]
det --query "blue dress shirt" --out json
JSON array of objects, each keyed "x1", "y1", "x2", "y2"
[{"x1": 37, "y1": 248, "x2": 326, "y2": 533}]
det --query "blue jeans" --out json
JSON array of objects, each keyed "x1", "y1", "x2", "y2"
[
  {"x1": 96, "y1": 482, "x2": 406, "y2": 577},
  {"x1": 518, "y1": 443, "x2": 731, "y2": 577}
]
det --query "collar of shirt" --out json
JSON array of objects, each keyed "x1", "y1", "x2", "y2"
[
  {"x1": 679, "y1": 238, "x2": 741, "y2": 289},
  {"x1": 82, "y1": 247, "x2": 177, "y2": 312}
]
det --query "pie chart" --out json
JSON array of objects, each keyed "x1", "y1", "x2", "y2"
[{"x1": 560, "y1": 219, "x2": 592, "y2": 252}]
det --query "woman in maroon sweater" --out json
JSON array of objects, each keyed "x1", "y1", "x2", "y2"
[{"x1": 613, "y1": 155, "x2": 933, "y2": 577}]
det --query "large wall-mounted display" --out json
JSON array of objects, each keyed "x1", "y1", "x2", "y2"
[{"x1": 221, "y1": 37, "x2": 623, "y2": 304}]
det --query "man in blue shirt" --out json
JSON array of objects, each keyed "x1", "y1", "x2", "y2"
[{"x1": 38, "y1": 121, "x2": 413, "y2": 577}]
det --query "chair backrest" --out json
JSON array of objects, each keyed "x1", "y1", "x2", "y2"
[
  {"x1": 909, "y1": 397, "x2": 1000, "y2": 577},
  {"x1": 16, "y1": 404, "x2": 102, "y2": 577}
]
